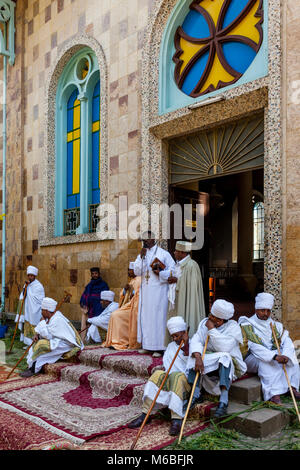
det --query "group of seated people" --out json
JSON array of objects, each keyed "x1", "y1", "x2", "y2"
[{"x1": 20, "y1": 286, "x2": 300, "y2": 438}]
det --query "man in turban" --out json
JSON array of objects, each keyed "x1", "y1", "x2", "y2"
[
  {"x1": 188, "y1": 299, "x2": 247, "y2": 418},
  {"x1": 80, "y1": 267, "x2": 109, "y2": 341},
  {"x1": 127, "y1": 316, "x2": 190, "y2": 436},
  {"x1": 238, "y1": 293, "x2": 300, "y2": 405},
  {"x1": 86, "y1": 291, "x2": 119, "y2": 344},
  {"x1": 102, "y1": 262, "x2": 141, "y2": 350},
  {"x1": 16, "y1": 266, "x2": 45, "y2": 347},
  {"x1": 20, "y1": 297, "x2": 84, "y2": 378},
  {"x1": 134, "y1": 231, "x2": 175, "y2": 357},
  {"x1": 162, "y1": 241, "x2": 206, "y2": 345}
]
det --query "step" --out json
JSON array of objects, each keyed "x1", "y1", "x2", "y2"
[
  {"x1": 229, "y1": 377, "x2": 262, "y2": 405},
  {"x1": 211, "y1": 402, "x2": 290, "y2": 438}
]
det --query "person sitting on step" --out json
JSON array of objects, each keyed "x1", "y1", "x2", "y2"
[
  {"x1": 86, "y1": 291, "x2": 119, "y2": 344},
  {"x1": 238, "y1": 292, "x2": 300, "y2": 405},
  {"x1": 20, "y1": 297, "x2": 84, "y2": 378},
  {"x1": 127, "y1": 316, "x2": 191, "y2": 436},
  {"x1": 188, "y1": 299, "x2": 247, "y2": 418}
]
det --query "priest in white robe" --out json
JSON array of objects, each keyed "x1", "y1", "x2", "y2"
[
  {"x1": 128, "y1": 316, "x2": 190, "y2": 436},
  {"x1": 188, "y1": 299, "x2": 247, "y2": 418},
  {"x1": 239, "y1": 292, "x2": 300, "y2": 405},
  {"x1": 20, "y1": 297, "x2": 84, "y2": 378},
  {"x1": 16, "y1": 266, "x2": 45, "y2": 346},
  {"x1": 162, "y1": 241, "x2": 206, "y2": 345},
  {"x1": 134, "y1": 231, "x2": 175, "y2": 357},
  {"x1": 86, "y1": 291, "x2": 119, "y2": 343}
]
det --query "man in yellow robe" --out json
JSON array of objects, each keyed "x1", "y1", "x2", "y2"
[{"x1": 102, "y1": 263, "x2": 141, "y2": 350}]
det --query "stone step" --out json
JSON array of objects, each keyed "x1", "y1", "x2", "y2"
[
  {"x1": 211, "y1": 402, "x2": 290, "y2": 438},
  {"x1": 229, "y1": 376, "x2": 262, "y2": 405}
]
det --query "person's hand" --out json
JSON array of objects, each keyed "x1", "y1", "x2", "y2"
[
  {"x1": 275, "y1": 355, "x2": 289, "y2": 364},
  {"x1": 33, "y1": 334, "x2": 39, "y2": 343},
  {"x1": 152, "y1": 267, "x2": 160, "y2": 276},
  {"x1": 81, "y1": 306, "x2": 88, "y2": 315},
  {"x1": 168, "y1": 276, "x2": 178, "y2": 284},
  {"x1": 193, "y1": 352, "x2": 204, "y2": 374},
  {"x1": 140, "y1": 247, "x2": 147, "y2": 259},
  {"x1": 205, "y1": 318, "x2": 215, "y2": 330}
]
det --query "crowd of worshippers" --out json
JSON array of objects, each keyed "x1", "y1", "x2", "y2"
[{"x1": 16, "y1": 232, "x2": 300, "y2": 437}]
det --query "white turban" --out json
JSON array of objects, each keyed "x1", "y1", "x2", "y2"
[
  {"x1": 129, "y1": 262, "x2": 135, "y2": 270},
  {"x1": 211, "y1": 299, "x2": 234, "y2": 320},
  {"x1": 167, "y1": 316, "x2": 187, "y2": 335},
  {"x1": 101, "y1": 291, "x2": 115, "y2": 302},
  {"x1": 27, "y1": 265, "x2": 38, "y2": 276},
  {"x1": 175, "y1": 241, "x2": 193, "y2": 252},
  {"x1": 41, "y1": 297, "x2": 57, "y2": 313},
  {"x1": 255, "y1": 293, "x2": 274, "y2": 311}
]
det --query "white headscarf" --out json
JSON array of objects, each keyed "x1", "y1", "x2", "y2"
[
  {"x1": 167, "y1": 316, "x2": 187, "y2": 335},
  {"x1": 101, "y1": 291, "x2": 115, "y2": 302},
  {"x1": 211, "y1": 299, "x2": 234, "y2": 320},
  {"x1": 41, "y1": 297, "x2": 57, "y2": 313},
  {"x1": 27, "y1": 265, "x2": 38, "y2": 276},
  {"x1": 175, "y1": 241, "x2": 192, "y2": 252},
  {"x1": 255, "y1": 293, "x2": 274, "y2": 311}
]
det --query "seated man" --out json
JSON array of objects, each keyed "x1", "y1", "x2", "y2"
[
  {"x1": 188, "y1": 299, "x2": 247, "y2": 418},
  {"x1": 128, "y1": 316, "x2": 190, "y2": 436},
  {"x1": 20, "y1": 297, "x2": 84, "y2": 378},
  {"x1": 102, "y1": 262, "x2": 141, "y2": 350},
  {"x1": 86, "y1": 291, "x2": 119, "y2": 344},
  {"x1": 239, "y1": 292, "x2": 300, "y2": 405}
]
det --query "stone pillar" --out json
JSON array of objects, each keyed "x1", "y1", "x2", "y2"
[{"x1": 237, "y1": 171, "x2": 257, "y2": 296}]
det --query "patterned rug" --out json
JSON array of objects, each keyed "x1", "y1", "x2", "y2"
[
  {"x1": 0, "y1": 347, "x2": 216, "y2": 450},
  {"x1": 0, "y1": 364, "x2": 20, "y2": 382}
]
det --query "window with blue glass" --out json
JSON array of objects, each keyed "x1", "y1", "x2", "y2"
[{"x1": 55, "y1": 49, "x2": 101, "y2": 237}]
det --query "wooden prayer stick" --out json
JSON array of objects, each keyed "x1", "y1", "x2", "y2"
[
  {"x1": 5, "y1": 340, "x2": 35, "y2": 381},
  {"x1": 8, "y1": 283, "x2": 29, "y2": 354},
  {"x1": 178, "y1": 335, "x2": 209, "y2": 444},
  {"x1": 270, "y1": 323, "x2": 300, "y2": 425},
  {"x1": 130, "y1": 337, "x2": 186, "y2": 450}
]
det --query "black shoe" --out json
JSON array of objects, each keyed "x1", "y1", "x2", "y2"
[
  {"x1": 214, "y1": 402, "x2": 228, "y2": 418},
  {"x1": 127, "y1": 413, "x2": 151, "y2": 429},
  {"x1": 169, "y1": 419, "x2": 182, "y2": 436},
  {"x1": 20, "y1": 369, "x2": 35, "y2": 378}
]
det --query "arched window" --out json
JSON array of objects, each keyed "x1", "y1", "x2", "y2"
[
  {"x1": 55, "y1": 49, "x2": 100, "y2": 237},
  {"x1": 253, "y1": 202, "x2": 264, "y2": 260}
]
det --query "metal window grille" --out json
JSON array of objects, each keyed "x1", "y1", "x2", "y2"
[
  {"x1": 64, "y1": 208, "x2": 80, "y2": 236},
  {"x1": 253, "y1": 202, "x2": 264, "y2": 260},
  {"x1": 89, "y1": 204, "x2": 100, "y2": 233}
]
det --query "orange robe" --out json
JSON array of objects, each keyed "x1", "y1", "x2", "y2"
[{"x1": 102, "y1": 276, "x2": 141, "y2": 350}]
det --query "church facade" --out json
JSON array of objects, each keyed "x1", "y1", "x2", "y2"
[{"x1": 0, "y1": 0, "x2": 299, "y2": 336}]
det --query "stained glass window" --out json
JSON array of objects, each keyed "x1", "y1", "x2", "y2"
[
  {"x1": 67, "y1": 89, "x2": 81, "y2": 210},
  {"x1": 92, "y1": 80, "x2": 100, "y2": 205},
  {"x1": 253, "y1": 201, "x2": 264, "y2": 260}
]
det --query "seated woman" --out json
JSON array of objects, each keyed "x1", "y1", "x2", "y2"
[{"x1": 102, "y1": 262, "x2": 141, "y2": 350}]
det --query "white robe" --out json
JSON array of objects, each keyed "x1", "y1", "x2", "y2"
[
  {"x1": 27, "y1": 311, "x2": 84, "y2": 373},
  {"x1": 16, "y1": 280, "x2": 45, "y2": 346},
  {"x1": 143, "y1": 340, "x2": 189, "y2": 418},
  {"x1": 239, "y1": 315, "x2": 300, "y2": 401},
  {"x1": 187, "y1": 318, "x2": 247, "y2": 396},
  {"x1": 87, "y1": 301, "x2": 119, "y2": 343},
  {"x1": 134, "y1": 245, "x2": 175, "y2": 351}
]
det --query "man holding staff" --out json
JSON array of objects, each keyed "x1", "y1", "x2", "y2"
[
  {"x1": 128, "y1": 316, "x2": 190, "y2": 436},
  {"x1": 16, "y1": 266, "x2": 45, "y2": 347},
  {"x1": 238, "y1": 292, "x2": 300, "y2": 405},
  {"x1": 189, "y1": 299, "x2": 247, "y2": 418},
  {"x1": 20, "y1": 297, "x2": 84, "y2": 378}
]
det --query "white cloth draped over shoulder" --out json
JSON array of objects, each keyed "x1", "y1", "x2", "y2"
[
  {"x1": 16, "y1": 279, "x2": 45, "y2": 346},
  {"x1": 87, "y1": 301, "x2": 119, "y2": 343},
  {"x1": 134, "y1": 245, "x2": 175, "y2": 351},
  {"x1": 27, "y1": 311, "x2": 84, "y2": 373},
  {"x1": 238, "y1": 314, "x2": 300, "y2": 400},
  {"x1": 187, "y1": 318, "x2": 247, "y2": 396},
  {"x1": 143, "y1": 340, "x2": 190, "y2": 418}
]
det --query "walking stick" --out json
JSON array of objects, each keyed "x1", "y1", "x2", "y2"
[
  {"x1": 130, "y1": 335, "x2": 187, "y2": 450},
  {"x1": 270, "y1": 323, "x2": 300, "y2": 425},
  {"x1": 7, "y1": 283, "x2": 29, "y2": 354},
  {"x1": 178, "y1": 335, "x2": 209, "y2": 444},
  {"x1": 3, "y1": 291, "x2": 72, "y2": 382}
]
